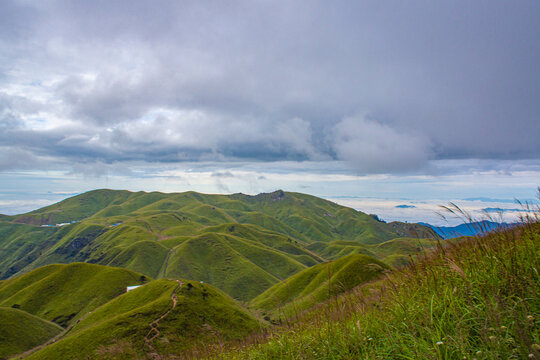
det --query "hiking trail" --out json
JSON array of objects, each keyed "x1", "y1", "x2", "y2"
[{"x1": 144, "y1": 280, "x2": 183, "y2": 359}]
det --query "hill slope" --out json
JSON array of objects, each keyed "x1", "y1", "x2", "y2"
[
  {"x1": 25, "y1": 279, "x2": 261, "y2": 360},
  {"x1": 0, "y1": 262, "x2": 148, "y2": 327},
  {"x1": 218, "y1": 222, "x2": 540, "y2": 359},
  {"x1": 251, "y1": 254, "x2": 390, "y2": 317},
  {"x1": 0, "y1": 307, "x2": 62, "y2": 359}
]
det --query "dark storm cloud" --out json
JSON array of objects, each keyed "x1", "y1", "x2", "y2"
[{"x1": 1, "y1": 0, "x2": 539, "y2": 173}]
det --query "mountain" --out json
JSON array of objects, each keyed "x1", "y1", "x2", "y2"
[
  {"x1": 420, "y1": 220, "x2": 514, "y2": 239},
  {"x1": 0, "y1": 189, "x2": 440, "y2": 301},
  {"x1": 0, "y1": 189, "x2": 536, "y2": 359}
]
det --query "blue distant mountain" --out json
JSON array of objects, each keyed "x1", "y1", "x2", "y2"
[
  {"x1": 419, "y1": 220, "x2": 514, "y2": 239},
  {"x1": 482, "y1": 207, "x2": 533, "y2": 213}
]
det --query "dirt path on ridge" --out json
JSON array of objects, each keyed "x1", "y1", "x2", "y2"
[
  {"x1": 160, "y1": 248, "x2": 175, "y2": 278},
  {"x1": 144, "y1": 280, "x2": 183, "y2": 359}
]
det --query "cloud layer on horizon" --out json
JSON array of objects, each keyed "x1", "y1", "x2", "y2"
[{"x1": 1, "y1": 1, "x2": 539, "y2": 175}]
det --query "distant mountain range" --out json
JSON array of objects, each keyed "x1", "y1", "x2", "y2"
[{"x1": 419, "y1": 220, "x2": 514, "y2": 239}]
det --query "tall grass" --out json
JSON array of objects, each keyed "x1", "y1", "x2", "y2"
[{"x1": 198, "y1": 195, "x2": 540, "y2": 359}]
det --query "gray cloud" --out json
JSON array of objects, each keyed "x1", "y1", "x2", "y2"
[
  {"x1": 68, "y1": 161, "x2": 133, "y2": 178},
  {"x1": 0, "y1": 146, "x2": 45, "y2": 170},
  {"x1": 211, "y1": 171, "x2": 234, "y2": 178},
  {"x1": 0, "y1": 0, "x2": 539, "y2": 174},
  {"x1": 329, "y1": 117, "x2": 433, "y2": 173}
]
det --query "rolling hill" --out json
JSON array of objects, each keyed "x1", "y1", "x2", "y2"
[
  {"x1": 0, "y1": 262, "x2": 148, "y2": 327},
  {"x1": 24, "y1": 279, "x2": 261, "y2": 360},
  {"x1": 0, "y1": 189, "x2": 440, "y2": 301},
  {"x1": 217, "y1": 222, "x2": 540, "y2": 360},
  {"x1": 0, "y1": 307, "x2": 62, "y2": 359},
  {"x1": 251, "y1": 254, "x2": 390, "y2": 317},
  {"x1": 0, "y1": 189, "x2": 535, "y2": 359}
]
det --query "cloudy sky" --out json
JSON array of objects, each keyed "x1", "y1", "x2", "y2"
[{"x1": 1, "y1": 1, "x2": 539, "y2": 224}]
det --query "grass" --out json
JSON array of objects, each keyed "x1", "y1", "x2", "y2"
[
  {"x1": 164, "y1": 233, "x2": 282, "y2": 301},
  {"x1": 208, "y1": 219, "x2": 539, "y2": 359},
  {"x1": 1, "y1": 190, "x2": 537, "y2": 359},
  {"x1": 0, "y1": 223, "x2": 58, "y2": 279},
  {"x1": 0, "y1": 262, "x2": 148, "y2": 327},
  {"x1": 25, "y1": 279, "x2": 262, "y2": 360},
  {"x1": 0, "y1": 307, "x2": 62, "y2": 359},
  {"x1": 250, "y1": 254, "x2": 390, "y2": 318},
  {"x1": 106, "y1": 240, "x2": 170, "y2": 278},
  {"x1": 0, "y1": 189, "x2": 440, "y2": 302}
]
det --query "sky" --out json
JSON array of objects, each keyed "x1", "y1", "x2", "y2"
[{"x1": 0, "y1": 1, "x2": 539, "y2": 225}]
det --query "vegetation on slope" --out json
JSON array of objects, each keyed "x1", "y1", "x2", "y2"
[
  {"x1": 8, "y1": 190, "x2": 136, "y2": 225},
  {"x1": 0, "y1": 307, "x2": 62, "y2": 359},
  {"x1": 0, "y1": 189, "x2": 439, "y2": 302},
  {"x1": 213, "y1": 221, "x2": 540, "y2": 359},
  {"x1": 0, "y1": 263, "x2": 148, "y2": 327},
  {"x1": 26, "y1": 279, "x2": 261, "y2": 360},
  {"x1": 0, "y1": 223, "x2": 58, "y2": 279},
  {"x1": 163, "y1": 232, "x2": 310, "y2": 301},
  {"x1": 251, "y1": 254, "x2": 389, "y2": 317}
]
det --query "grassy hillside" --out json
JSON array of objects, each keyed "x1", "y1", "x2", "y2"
[
  {"x1": 0, "y1": 189, "x2": 439, "y2": 301},
  {"x1": 25, "y1": 279, "x2": 261, "y2": 360},
  {"x1": 251, "y1": 254, "x2": 390, "y2": 317},
  {"x1": 8, "y1": 190, "x2": 136, "y2": 225},
  {"x1": 0, "y1": 223, "x2": 58, "y2": 279},
  {"x1": 0, "y1": 263, "x2": 148, "y2": 327},
  {"x1": 214, "y1": 221, "x2": 540, "y2": 359},
  {"x1": 0, "y1": 307, "x2": 62, "y2": 359}
]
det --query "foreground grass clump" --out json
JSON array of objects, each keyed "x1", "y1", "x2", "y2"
[{"x1": 214, "y1": 222, "x2": 539, "y2": 359}]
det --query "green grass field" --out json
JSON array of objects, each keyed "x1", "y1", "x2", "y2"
[{"x1": 0, "y1": 189, "x2": 537, "y2": 359}]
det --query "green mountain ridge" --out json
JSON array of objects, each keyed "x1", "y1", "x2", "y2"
[
  {"x1": 220, "y1": 223, "x2": 540, "y2": 360},
  {"x1": 0, "y1": 262, "x2": 261, "y2": 359},
  {"x1": 0, "y1": 189, "x2": 439, "y2": 301}
]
